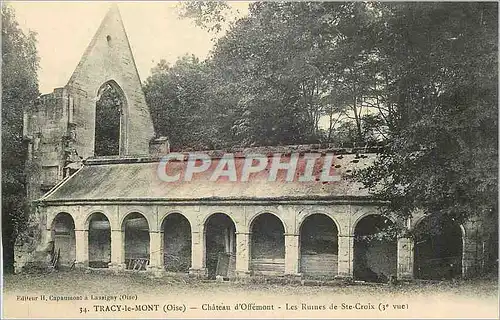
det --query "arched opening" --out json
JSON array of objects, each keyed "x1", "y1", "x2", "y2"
[
  {"x1": 250, "y1": 213, "x2": 285, "y2": 275},
  {"x1": 122, "y1": 212, "x2": 149, "y2": 270},
  {"x1": 50, "y1": 212, "x2": 76, "y2": 268},
  {"x1": 87, "y1": 212, "x2": 111, "y2": 268},
  {"x1": 354, "y1": 215, "x2": 397, "y2": 283},
  {"x1": 205, "y1": 213, "x2": 236, "y2": 279},
  {"x1": 413, "y1": 214, "x2": 463, "y2": 280},
  {"x1": 161, "y1": 213, "x2": 191, "y2": 272},
  {"x1": 300, "y1": 214, "x2": 338, "y2": 278},
  {"x1": 94, "y1": 81, "x2": 126, "y2": 156}
]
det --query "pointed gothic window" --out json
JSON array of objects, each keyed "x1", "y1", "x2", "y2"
[{"x1": 94, "y1": 81, "x2": 126, "y2": 156}]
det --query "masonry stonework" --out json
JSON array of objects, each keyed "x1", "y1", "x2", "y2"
[
  {"x1": 16, "y1": 5, "x2": 494, "y2": 282},
  {"x1": 66, "y1": 5, "x2": 154, "y2": 159}
]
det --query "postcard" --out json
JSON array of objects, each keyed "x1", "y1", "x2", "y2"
[{"x1": 2, "y1": 1, "x2": 498, "y2": 319}]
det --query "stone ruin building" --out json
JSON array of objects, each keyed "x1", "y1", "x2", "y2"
[{"x1": 16, "y1": 5, "x2": 496, "y2": 282}]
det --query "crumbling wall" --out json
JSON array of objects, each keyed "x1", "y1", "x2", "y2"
[
  {"x1": 16, "y1": 89, "x2": 69, "y2": 273},
  {"x1": 24, "y1": 88, "x2": 69, "y2": 202},
  {"x1": 65, "y1": 6, "x2": 154, "y2": 159},
  {"x1": 17, "y1": 6, "x2": 158, "y2": 273}
]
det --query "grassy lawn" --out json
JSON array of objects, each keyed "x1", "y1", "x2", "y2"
[{"x1": 3, "y1": 269, "x2": 498, "y2": 297}]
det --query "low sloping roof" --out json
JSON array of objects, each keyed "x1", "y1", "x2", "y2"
[{"x1": 41, "y1": 152, "x2": 377, "y2": 203}]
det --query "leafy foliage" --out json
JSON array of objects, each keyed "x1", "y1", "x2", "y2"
[
  {"x1": 356, "y1": 2, "x2": 498, "y2": 225},
  {"x1": 177, "y1": 1, "x2": 234, "y2": 35},
  {"x1": 158, "y1": 2, "x2": 498, "y2": 229},
  {"x1": 95, "y1": 83, "x2": 122, "y2": 156},
  {"x1": 2, "y1": 4, "x2": 40, "y2": 271},
  {"x1": 144, "y1": 55, "x2": 232, "y2": 150}
]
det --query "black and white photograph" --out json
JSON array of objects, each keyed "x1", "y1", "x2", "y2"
[{"x1": 1, "y1": 1, "x2": 498, "y2": 318}]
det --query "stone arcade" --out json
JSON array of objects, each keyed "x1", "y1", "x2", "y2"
[{"x1": 16, "y1": 5, "x2": 493, "y2": 281}]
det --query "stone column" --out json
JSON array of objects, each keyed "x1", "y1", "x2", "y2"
[
  {"x1": 42, "y1": 228, "x2": 53, "y2": 248},
  {"x1": 284, "y1": 233, "x2": 300, "y2": 276},
  {"x1": 74, "y1": 229, "x2": 88, "y2": 268},
  {"x1": 109, "y1": 229, "x2": 124, "y2": 270},
  {"x1": 462, "y1": 220, "x2": 479, "y2": 278},
  {"x1": 397, "y1": 237, "x2": 414, "y2": 280},
  {"x1": 189, "y1": 231, "x2": 207, "y2": 277},
  {"x1": 337, "y1": 235, "x2": 354, "y2": 278},
  {"x1": 235, "y1": 232, "x2": 250, "y2": 277},
  {"x1": 160, "y1": 231, "x2": 165, "y2": 264},
  {"x1": 148, "y1": 231, "x2": 163, "y2": 271}
]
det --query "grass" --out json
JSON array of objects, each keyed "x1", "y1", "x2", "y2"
[{"x1": 3, "y1": 269, "x2": 498, "y2": 299}]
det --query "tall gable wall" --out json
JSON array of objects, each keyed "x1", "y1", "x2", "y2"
[{"x1": 66, "y1": 5, "x2": 154, "y2": 159}]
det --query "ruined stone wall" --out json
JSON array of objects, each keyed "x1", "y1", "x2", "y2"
[
  {"x1": 24, "y1": 88, "x2": 69, "y2": 202},
  {"x1": 65, "y1": 6, "x2": 154, "y2": 159},
  {"x1": 16, "y1": 88, "x2": 70, "y2": 272},
  {"x1": 16, "y1": 6, "x2": 157, "y2": 272}
]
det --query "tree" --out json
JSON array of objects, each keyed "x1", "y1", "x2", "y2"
[
  {"x1": 144, "y1": 55, "x2": 228, "y2": 150},
  {"x1": 174, "y1": 2, "x2": 497, "y2": 232},
  {"x1": 174, "y1": 3, "x2": 497, "y2": 262},
  {"x1": 176, "y1": 1, "x2": 236, "y2": 37},
  {"x1": 356, "y1": 3, "x2": 498, "y2": 229},
  {"x1": 206, "y1": 2, "x2": 394, "y2": 146},
  {"x1": 208, "y1": 2, "x2": 344, "y2": 146},
  {"x1": 1, "y1": 4, "x2": 40, "y2": 272},
  {"x1": 94, "y1": 83, "x2": 122, "y2": 156},
  {"x1": 174, "y1": 2, "x2": 387, "y2": 147}
]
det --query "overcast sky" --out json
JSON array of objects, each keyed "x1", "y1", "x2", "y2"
[{"x1": 9, "y1": 1, "x2": 250, "y2": 94}]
